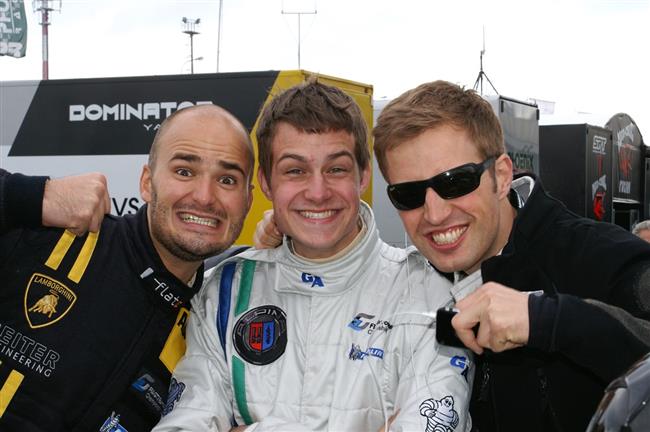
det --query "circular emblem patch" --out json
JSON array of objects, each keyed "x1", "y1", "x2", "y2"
[{"x1": 233, "y1": 305, "x2": 287, "y2": 365}]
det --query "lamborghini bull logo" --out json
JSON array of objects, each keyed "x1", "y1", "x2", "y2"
[
  {"x1": 29, "y1": 293, "x2": 59, "y2": 318},
  {"x1": 24, "y1": 273, "x2": 77, "y2": 329}
]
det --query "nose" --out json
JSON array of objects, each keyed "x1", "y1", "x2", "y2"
[
  {"x1": 303, "y1": 173, "x2": 332, "y2": 202},
  {"x1": 422, "y1": 187, "x2": 452, "y2": 225},
  {"x1": 192, "y1": 176, "x2": 217, "y2": 207}
]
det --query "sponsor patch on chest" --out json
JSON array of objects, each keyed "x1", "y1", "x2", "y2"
[
  {"x1": 233, "y1": 305, "x2": 287, "y2": 365},
  {"x1": 24, "y1": 273, "x2": 77, "y2": 329}
]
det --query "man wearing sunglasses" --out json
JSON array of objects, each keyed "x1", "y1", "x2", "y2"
[{"x1": 373, "y1": 80, "x2": 650, "y2": 431}]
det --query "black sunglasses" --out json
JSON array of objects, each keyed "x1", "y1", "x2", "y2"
[{"x1": 386, "y1": 157, "x2": 496, "y2": 210}]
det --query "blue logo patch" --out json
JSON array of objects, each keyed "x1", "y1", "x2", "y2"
[
  {"x1": 100, "y1": 412, "x2": 128, "y2": 432},
  {"x1": 131, "y1": 373, "x2": 154, "y2": 392},
  {"x1": 348, "y1": 312, "x2": 393, "y2": 334},
  {"x1": 348, "y1": 343, "x2": 385, "y2": 361},
  {"x1": 348, "y1": 313, "x2": 375, "y2": 331},
  {"x1": 450, "y1": 356, "x2": 467, "y2": 369},
  {"x1": 301, "y1": 272, "x2": 324, "y2": 287},
  {"x1": 131, "y1": 373, "x2": 165, "y2": 413},
  {"x1": 162, "y1": 378, "x2": 186, "y2": 416},
  {"x1": 450, "y1": 355, "x2": 470, "y2": 381}
]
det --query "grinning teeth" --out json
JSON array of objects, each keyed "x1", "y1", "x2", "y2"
[
  {"x1": 300, "y1": 210, "x2": 335, "y2": 219},
  {"x1": 181, "y1": 214, "x2": 217, "y2": 227},
  {"x1": 432, "y1": 227, "x2": 467, "y2": 245}
]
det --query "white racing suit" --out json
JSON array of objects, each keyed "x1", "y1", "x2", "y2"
[{"x1": 154, "y1": 203, "x2": 473, "y2": 431}]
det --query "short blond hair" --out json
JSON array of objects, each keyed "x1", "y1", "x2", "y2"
[{"x1": 373, "y1": 80, "x2": 504, "y2": 180}]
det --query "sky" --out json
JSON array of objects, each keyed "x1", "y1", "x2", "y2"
[{"x1": 1, "y1": 0, "x2": 649, "y2": 135}]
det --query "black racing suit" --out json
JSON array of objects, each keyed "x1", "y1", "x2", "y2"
[
  {"x1": 0, "y1": 168, "x2": 48, "y2": 234},
  {"x1": 0, "y1": 204, "x2": 202, "y2": 431}
]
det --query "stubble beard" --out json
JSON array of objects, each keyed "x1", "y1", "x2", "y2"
[{"x1": 148, "y1": 189, "x2": 244, "y2": 262}]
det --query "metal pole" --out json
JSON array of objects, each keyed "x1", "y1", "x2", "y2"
[
  {"x1": 217, "y1": 0, "x2": 223, "y2": 72},
  {"x1": 42, "y1": 7, "x2": 48, "y2": 80},
  {"x1": 182, "y1": 17, "x2": 200, "y2": 75},
  {"x1": 281, "y1": 6, "x2": 316, "y2": 70},
  {"x1": 190, "y1": 34, "x2": 194, "y2": 74}
]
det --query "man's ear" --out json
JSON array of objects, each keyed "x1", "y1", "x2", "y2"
[
  {"x1": 359, "y1": 164, "x2": 371, "y2": 195},
  {"x1": 494, "y1": 154, "x2": 514, "y2": 200},
  {"x1": 258, "y1": 168, "x2": 273, "y2": 201},
  {"x1": 246, "y1": 183, "x2": 254, "y2": 213},
  {"x1": 140, "y1": 165, "x2": 152, "y2": 203}
]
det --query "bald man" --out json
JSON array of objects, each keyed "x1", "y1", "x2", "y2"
[{"x1": 0, "y1": 104, "x2": 255, "y2": 432}]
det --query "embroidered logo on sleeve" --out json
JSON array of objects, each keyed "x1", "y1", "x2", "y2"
[
  {"x1": 162, "y1": 378, "x2": 186, "y2": 416},
  {"x1": 450, "y1": 356, "x2": 470, "y2": 381},
  {"x1": 419, "y1": 395, "x2": 459, "y2": 432},
  {"x1": 100, "y1": 412, "x2": 128, "y2": 432}
]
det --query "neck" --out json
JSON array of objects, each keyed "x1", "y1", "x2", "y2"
[
  {"x1": 151, "y1": 237, "x2": 201, "y2": 285},
  {"x1": 465, "y1": 200, "x2": 516, "y2": 274}
]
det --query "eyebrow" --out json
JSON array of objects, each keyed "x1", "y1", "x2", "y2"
[
  {"x1": 276, "y1": 150, "x2": 355, "y2": 165},
  {"x1": 171, "y1": 152, "x2": 247, "y2": 177}
]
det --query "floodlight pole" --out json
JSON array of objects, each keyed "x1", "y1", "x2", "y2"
[
  {"x1": 33, "y1": 0, "x2": 61, "y2": 80},
  {"x1": 281, "y1": 8, "x2": 317, "y2": 69},
  {"x1": 182, "y1": 17, "x2": 201, "y2": 74}
]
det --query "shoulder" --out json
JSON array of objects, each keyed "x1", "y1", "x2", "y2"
[{"x1": 378, "y1": 242, "x2": 420, "y2": 263}]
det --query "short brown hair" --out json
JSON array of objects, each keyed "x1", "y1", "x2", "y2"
[
  {"x1": 256, "y1": 79, "x2": 369, "y2": 183},
  {"x1": 373, "y1": 80, "x2": 504, "y2": 180}
]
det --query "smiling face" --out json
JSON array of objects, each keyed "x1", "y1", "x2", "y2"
[
  {"x1": 259, "y1": 122, "x2": 370, "y2": 259},
  {"x1": 385, "y1": 124, "x2": 514, "y2": 274},
  {"x1": 140, "y1": 106, "x2": 253, "y2": 278}
]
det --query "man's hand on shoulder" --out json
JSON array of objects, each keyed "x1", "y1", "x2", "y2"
[
  {"x1": 253, "y1": 209, "x2": 283, "y2": 249},
  {"x1": 42, "y1": 172, "x2": 111, "y2": 236},
  {"x1": 452, "y1": 282, "x2": 530, "y2": 354}
]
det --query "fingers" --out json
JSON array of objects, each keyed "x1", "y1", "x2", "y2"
[
  {"x1": 453, "y1": 282, "x2": 531, "y2": 353},
  {"x1": 42, "y1": 172, "x2": 110, "y2": 235},
  {"x1": 253, "y1": 209, "x2": 283, "y2": 249},
  {"x1": 452, "y1": 310, "x2": 484, "y2": 355}
]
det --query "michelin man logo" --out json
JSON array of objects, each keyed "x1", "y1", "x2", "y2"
[{"x1": 419, "y1": 395, "x2": 459, "y2": 432}]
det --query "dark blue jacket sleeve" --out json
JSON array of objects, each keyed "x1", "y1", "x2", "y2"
[{"x1": 0, "y1": 168, "x2": 49, "y2": 233}]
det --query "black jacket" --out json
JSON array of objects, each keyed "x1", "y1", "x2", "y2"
[
  {"x1": 0, "y1": 168, "x2": 48, "y2": 234},
  {"x1": 471, "y1": 175, "x2": 650, "y2": 432},
  {"x1": 0, "y1": 205, "x2": 202, "y2": 431}
]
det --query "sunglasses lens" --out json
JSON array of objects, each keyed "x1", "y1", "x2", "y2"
[
  {"x1": 435, "y1": 169, "x2": 480, "y2": 199},
  {"x1": 387, "y1": 157, "x2": 493, "y2": 210},
  {"x1": 387, "y1": 183, "x2": 426, "y2": 210}
]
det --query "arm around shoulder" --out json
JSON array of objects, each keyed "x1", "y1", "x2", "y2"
[{"x1": 0, "y1": 169, "x2": 48, "y2": 233}]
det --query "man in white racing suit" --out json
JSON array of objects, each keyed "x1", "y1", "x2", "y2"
[{"x1": 154, "y1": 80, "x2": 472, "y2": 432}]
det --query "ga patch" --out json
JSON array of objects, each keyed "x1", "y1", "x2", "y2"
[
  {"x1": 233, "y1": 305, "x2": 287, "y2": 365},
  {"x1": 24, "y1": 273, "x2": 77, "y2": 329}
]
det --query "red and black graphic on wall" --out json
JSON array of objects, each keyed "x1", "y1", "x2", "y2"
[
  {"x1": 587, "y1": 131, "x2": 611, "y2": 221},
  {"x1": 606, "y1": 113, "x2": 644, "y2": 203}
]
